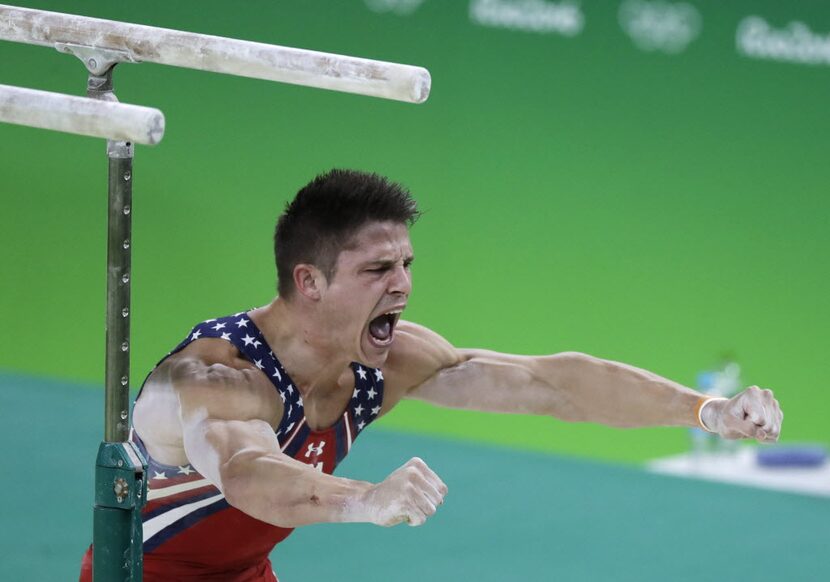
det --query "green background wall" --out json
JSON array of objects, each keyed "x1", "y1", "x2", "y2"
[{"x1": 1, "y1": 0, "x2": 828, "y2": 462}]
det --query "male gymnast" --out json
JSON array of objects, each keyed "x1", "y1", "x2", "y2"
[{"x1": 80, "y1": 169, "x2": 783, "y2": 581}]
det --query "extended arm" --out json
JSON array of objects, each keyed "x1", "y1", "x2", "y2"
[{"x1": 391, "y1": 323, "x2": 782, "y2": 441}]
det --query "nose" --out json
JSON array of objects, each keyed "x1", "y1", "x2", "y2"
[{"x1": 389, "y1": 264, "x2": 412, "y2": 298}]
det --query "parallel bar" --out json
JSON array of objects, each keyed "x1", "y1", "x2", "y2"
[
  {"x1": 0, "y1": 83, "x2": 165, "y2": 144},
  {"x1": 0, "y1": 4, "x2": 432, "y2": 103}
]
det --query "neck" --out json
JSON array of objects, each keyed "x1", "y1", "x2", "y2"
[{"x1": 249, "y1": 297, "x2": 349, "y2": 401}]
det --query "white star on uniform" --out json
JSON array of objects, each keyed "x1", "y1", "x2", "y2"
[
  {"x1": 297, "y1": 396, "x2": 303, "y2": 407},
  {"x1": 242, "y1": 334, "x2": 256, "y2": 346},
  {"x1": 371, "y1": 405, "x2": 381, "y2": 416},
  {"x1": 153, "y1": 471, "x2": 167, "y2": 480},
  {"x1": 178, "y1": 465, "x2": 194, "y2": 476},
  {"x1": 272, "y1": 368, "x2": 282, "y2": 381},
  {"x1": 286, "y1": 385, "x2": 294, "y2": 395},
  {"x1": 279, "y1": 391, "x2": 286, "y2": 403},
  {"x1": 288, "y1": 405, "x2": 293, "y2": 417},
  {"x1": 285, "y1": 422, "x2": 295, "y2": 432},
  {"x1": 236, "y1": 318, "x2": 249, "y2": 328},
  {"x1": 374, "y1": 369, "x2": 383, "y2": 381},
  {"x1": 221, "y1": 332, "x2": 232, "y2": 341},
  {"x1": 252, "y1": 339, "x2": 262, "y2": 348},
  {"x1": 254, "y1": 359, "x2": 264, "y2": 370},
  {"x1": 367, "y1": 387, "x2": 377, "y2": 400},
  {"x1": 358, "y1": 421, "x2": 366, "y2": 430},
  {"x1": 353, "y1": 387, "x2": 360, "y2": 399},
  {"x1": 205, "y1": 318, "x2": 217, "y2": 323},
  {"x1": 357, "y1": 366, "x2": 367, "y2": 380},
  {"x1": 212, "y1": 322, "x2": 226, "y2": 331},
  {"x1": 354, "y1": 404, "x2": 364, "y2": 416},
  {"x1": 191, "y1": 330, "x2": 202, "y2": 340}
]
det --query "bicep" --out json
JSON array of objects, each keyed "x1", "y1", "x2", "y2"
[
  {"x1": 170, "y1": 352, "x2": 285, "y2": 488},
  {"x1": 408, "y1": 350, "x2": 576, "y2": 416},
  {"x1": 181, "y1": 417, "x2": 280, "y2": 492}
]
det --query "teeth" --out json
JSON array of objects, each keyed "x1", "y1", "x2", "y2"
[{"x1": 384, "y1": 309, "x2": 402, "y2": 316}]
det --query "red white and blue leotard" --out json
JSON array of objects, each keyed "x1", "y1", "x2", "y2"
[{"x1": 80, "y1": 312, "x2": 385, "y2": 581}]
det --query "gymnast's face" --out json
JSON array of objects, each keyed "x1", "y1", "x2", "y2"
[{"x1": 320, "y1": 221, "x2": 413, "y2": 367}]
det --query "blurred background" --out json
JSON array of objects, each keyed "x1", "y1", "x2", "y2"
[{"x1": 1, "y1": 1, "x2": 828, "y2": 580}]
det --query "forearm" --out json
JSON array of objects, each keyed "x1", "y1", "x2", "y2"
[
  {"x1": 540, "y1": 352, "x2": 703, "y2": 428},
  {"x1": 222, "y1": 450, "x2": 373, "y2": 528},
  {"x1": 184, "y1": 417, "x2": 374, "y2": 528}
]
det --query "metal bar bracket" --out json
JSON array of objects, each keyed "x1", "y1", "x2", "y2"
[{"x1": 56, "y1": 42, "x2": 138, "y2": 76}]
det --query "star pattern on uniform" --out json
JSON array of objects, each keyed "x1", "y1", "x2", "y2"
[
  {"x1": 221, "y1": 332, "x2": 232, "y2": 341},
  {"x1": 358, "y1": 420, "x2": 366, "y2": 430},
  {"x1": 153, "y1": 471, "x2": 167, "y2": 480},
  {"x1": 353, "y1": 387, "x2": 360, "y2": 399},
  {"x1": 212, "y1": 322, "x2": 226, "y2": 331},
  {"x1": 367, "y1": 387, "x2": 377, "y2": 400},
  {"x1": 374, "y1": 369, "x2": 383, "y2": 381},
  {"x1": 241, "y1": 334, "x2": 256, "y2": 346},
  {"x1": 357, "y1": 366, "x2": 367, "y2": 380},
  {"x1": 235, "y1": 318, "x2": 249, "y2": 328},
  {"x1": 191, "y1": 330, "x2": 202, "y2": 341},
  {"x1": 371, "y1": 405, "x2": 381, "y2": 416},
  {"x1": 254, "y1": 359, "x2": 264, "y2": 370},
  {"x1": 297, "y1": 396, "x2": 303, "y2": 408},
  {"x1": 354, "y1": 404, "x2": 364, "y2": 416},
  {"x1": 178, "y1": 465, "x2": 194, "y2": 476}
]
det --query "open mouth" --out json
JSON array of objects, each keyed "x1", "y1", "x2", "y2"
[{"x1": 367, "y1": 309, "x2": 403, "y2": 347}]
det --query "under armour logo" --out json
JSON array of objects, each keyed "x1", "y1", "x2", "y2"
[{"x1": 304, "y1": 441, "x2": 326, "y2": 458}]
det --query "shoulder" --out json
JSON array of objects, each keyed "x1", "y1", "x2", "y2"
[
  {"x1": 136, "y1": 337, "x2": 283, "y2": 430},
  {"x1": 382, "y1": 320, "x2": 463, "y2": 396}
]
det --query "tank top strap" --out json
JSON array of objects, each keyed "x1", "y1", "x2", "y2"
[{"x1": 348, "y1": 363, "x2": 385, "y2": 437}]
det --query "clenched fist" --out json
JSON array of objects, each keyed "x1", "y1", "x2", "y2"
[
  {"x1": 701, "y1": 386, "x2": 783, "y2": 442},
  {"x1": 358, "y1": 457, "x2": 448, "y2": 527}
]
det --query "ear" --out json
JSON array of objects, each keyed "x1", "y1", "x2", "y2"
[{"x1": 293, "y1": 263, "x2": 326, "y2": 300}]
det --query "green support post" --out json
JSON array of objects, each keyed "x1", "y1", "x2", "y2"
[{"x1": 93, "y1": 442, "x2": 147, "y2": 581}]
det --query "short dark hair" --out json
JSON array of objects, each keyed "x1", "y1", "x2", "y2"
[{"x1": 274, "y1": 169, "x2": 420, "y2": 298}]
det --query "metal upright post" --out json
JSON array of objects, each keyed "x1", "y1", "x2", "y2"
[{"x1": 88, "y1": 65, "x2": 148, "y2": 582}]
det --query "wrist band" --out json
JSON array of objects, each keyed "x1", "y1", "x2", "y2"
[{"x1": 695, "y1": 396, "x2": 728, "y2": 433}]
